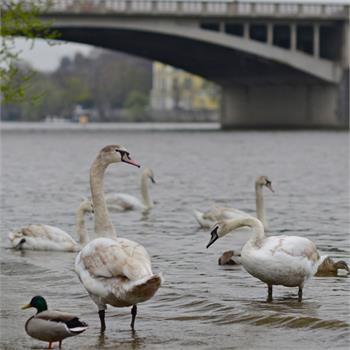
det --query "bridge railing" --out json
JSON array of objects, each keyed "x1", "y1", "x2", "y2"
[{"x1": 44, "y1": 1, "x2": 349, "y2": 19}]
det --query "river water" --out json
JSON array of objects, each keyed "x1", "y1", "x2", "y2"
[{"x1": 1, "y1": 124, "x2": 349, "y2": 350}]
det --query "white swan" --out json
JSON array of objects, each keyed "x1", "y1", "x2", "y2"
[
  {"x1": 207, "y1": 217, "x2": 320, "y2": 301},
  {"x1": 105, "y1": 167, "x2": 156, "y2": 212},
  {"x1": 194, "y1": 175, "x2": 274, "y2": 229},
  {"x1": 8, "y1": 199, "x2": 93, "y2": 252},
  {"x1": 75, "y1": 145, "x2": 162, "y2": 332}
]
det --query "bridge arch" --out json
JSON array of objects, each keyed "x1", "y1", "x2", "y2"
[{"x1": 47, "y1": 18, "x2": 341, "y2": 84}]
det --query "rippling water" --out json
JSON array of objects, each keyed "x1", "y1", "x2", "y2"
[{"x1": 1, "y1": 124, "x2": 349, "y2": 349}]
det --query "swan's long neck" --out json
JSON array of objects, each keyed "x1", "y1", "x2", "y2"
[
  {"x1": 227, "y1": 217, "x2": 265, "y2": 244},
  {"x1": 75, "y1": 207, "x2": 89, "y2": 245},
  {"x1": 255, "y1": 183, "x2": 266, "y2": 227},
  {"x1": 140, "y1": 173, "x2": 153, "y2": 209},
  {"x1": 90, "y1": 157, "x2": 116, "y2": 238}
]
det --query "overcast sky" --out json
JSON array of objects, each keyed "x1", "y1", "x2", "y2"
[{"x1": 14, "y1": 0, "x2": 350, "y2": 72}]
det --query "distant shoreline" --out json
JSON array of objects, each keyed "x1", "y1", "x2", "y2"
[{"x1": 0, "y1": 121, "x2": 221, "y2": 132}]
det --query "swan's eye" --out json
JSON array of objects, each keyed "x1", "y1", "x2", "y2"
[
  {"x1": 116, "y1": 149, "x2": 131, "y2": 160},
  {"x1": 266, "y1": 180, "x2": 271, "y2": 186}
]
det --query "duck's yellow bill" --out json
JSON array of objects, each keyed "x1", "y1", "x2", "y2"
[{"x1": 21, "y1": 304, "x2": 31, "y2": 310}]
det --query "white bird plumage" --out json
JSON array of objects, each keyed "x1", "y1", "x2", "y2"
[
  {"x1": 105, "y1": 167, "x2": 156, "y2": 212},
  {"x1": 8, "y1": 198, "x2": 93, "y2": 252},
  {"x1": 194, "y1": 175, "x2": 274, "y2": 229},
  {"x1": 75, "y1": 145, "x2": 162, "y2": 332},
  {"x1": 207, "y1": 217, "x2": 320, "y2": 301}
]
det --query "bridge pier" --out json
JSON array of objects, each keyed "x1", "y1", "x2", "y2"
[{"x1": 221, "y1": 78, "x2": 349, "y2": 129}]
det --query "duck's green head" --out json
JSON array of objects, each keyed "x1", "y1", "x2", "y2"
[{"x1": 22, "y1": 296, "x2": 48, "y2": 313}]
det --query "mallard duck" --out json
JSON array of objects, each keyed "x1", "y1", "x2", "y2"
[
  {"x1": 218, "y1": 250, "x2": 241, "y2": 265},
  {"x1": 315, "y1": 256, "x2": 349, "y2": 277},
  {"x1": 22, "y1": 296, "x2": 88, "y2": 349},
  {"x1": 194, "y1": 175, "x2": 273, "y2": 229},
  {"x1": 207, "y1": 217, "x2": 320, "y2": 301}
]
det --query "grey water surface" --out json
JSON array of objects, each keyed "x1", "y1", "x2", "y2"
[{"x1": 1, "y1": 124, "x2": 349, "y2": 350}]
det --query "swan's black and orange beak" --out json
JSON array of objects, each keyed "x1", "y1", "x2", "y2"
[
  {"x1": 150, "y1": 176, "x2": 156, "y2": 184},
  {"x1": 121, "y1": 152, "x2": 140, "y2": 168},
  {"x1": 206, "y1": 226, "x2": 219, "y2": 248}
]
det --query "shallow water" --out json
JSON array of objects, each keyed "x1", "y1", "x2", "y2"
[{"x1": 1, "y1": 125, "x2": 349, "y2": 350}]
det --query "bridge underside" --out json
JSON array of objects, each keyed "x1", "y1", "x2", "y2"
[{"x1": 54, "y1": 27, "x2": 348, "y2": 128}]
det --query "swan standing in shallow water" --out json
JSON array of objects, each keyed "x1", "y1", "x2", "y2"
[
  {"x1": 207, "y1": 217, "x2": 320, "y2": 301},
  {"x1": 8, "y1": 199, "x2": 93, "y2": 252},
  {"x1": 105, "y1": 167, "x2": 156, "y2": 212},
  {"x1": 75, "y1": 145, "x2": 162, "y2": 332},
  {"x1": 22, "y1": 295, "x2": 88, "y2": 349},
  {"x1": 194, "y1": 175, "x2": 273, "y2": 229},
  {"x1": 218, "y1": 250, "x2": 349, "y2": 277}
]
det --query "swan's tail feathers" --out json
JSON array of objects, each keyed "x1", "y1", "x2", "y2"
[{"x1": 126, "y1": 274, "x2": 163, "y2": 303}]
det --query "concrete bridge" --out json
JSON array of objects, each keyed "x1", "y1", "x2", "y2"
[{"x1": 38, "y1": 1, "x2": 349, "y2": 128}]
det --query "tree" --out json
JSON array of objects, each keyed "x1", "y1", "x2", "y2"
[{"x1": 0, "y1": 0, "x2": 59, "y2": 102}]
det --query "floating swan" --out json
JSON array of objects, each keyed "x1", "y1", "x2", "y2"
[
  {"x1": 207, "y1": 217, "x2": 320, "y2": 301},
  {"x1": 194, "y1": 175, "x2": 273, "y2": 229},
  {"x1": 75, "y1": 145, "x2": 162, "y2": 332},
  {"x1": 8, "y1": 198, "x2": 93, "y2": 252},
  {"x1": 22, "y1": 295, "x2": 88, "y2": 349},
  {"x1": 105, "y1": 167, "x2": 156, "y2": 212},
  {"x1": 315, "y1": 256, "x2": 349, "y2": 277}
]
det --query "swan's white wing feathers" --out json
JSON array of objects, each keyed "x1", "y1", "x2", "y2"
[
  {"x1": 8, "y1": 224, "x2": 78, "y2": 251},
  {"x1": 77, "y1": 238, "x2": 152, "y2": 281}
]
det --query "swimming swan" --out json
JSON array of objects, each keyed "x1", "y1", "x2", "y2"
[
  {"x1": 22, "y1": 295, "x2": 88, "y2": 349},
  {"x1": 194, "y1": 176, "x2": 273, "y2": 229},
  {"x1": 8, "y1": 199, "x2": 93, "y2": 252},
  {"x1": 207, "y1": 217, "x2": 320, "y2": 301},
  {"x1": 105, "y1": 167, "x2": 156, "y2": 212},
  {"x1": 75, "y1": 145, "x2": 162, "y2": 332}
]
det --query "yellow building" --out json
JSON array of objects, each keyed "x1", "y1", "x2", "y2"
[{"x1": 151, "y1": 62, "x2": 219, "y2": 111}]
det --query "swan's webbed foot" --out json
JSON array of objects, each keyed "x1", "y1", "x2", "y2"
[
  {"x1": 298, "y1": 287, "x2": 303, "y2": 302},
  {"x1": 130, "y1": 304, "x2": 137, "y2": 331},
  {"x1": 267, "y1": 285, "x2": 273, "y2": 302},
  {"x1": 98, "y1": 310, "x2": 106, "y2": 333}
]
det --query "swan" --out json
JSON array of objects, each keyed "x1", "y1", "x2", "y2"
[
  {"x1": 194, "y1": 175, "x2": 274, "y2": 229},
  {"x1": 22, "y1": 295, "x2": 88, "y2": 349},
  {"x1": 105, "y1": 167, "x2": 156, "y2": 212},
  {"x1": 217, "y1": 250, "x2": 349, "y2": 278},
  {"x1": 206, "y1": 217, "x2": 320, "y2": 301},
  {"x1": 8, "y1": 198, "x2": 93, "y2": 252},
  {"x1": 75, "y1": 145, "x2": 162, "y2": 332}
]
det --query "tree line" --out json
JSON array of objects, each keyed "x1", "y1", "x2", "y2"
[{"x1": 2, "y1": 49, "x2": 153, "y2": 122}]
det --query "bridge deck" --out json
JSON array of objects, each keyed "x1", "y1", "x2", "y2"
[{"x1": 44, "y1": 1, "x2": 349, "y2": 20}]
